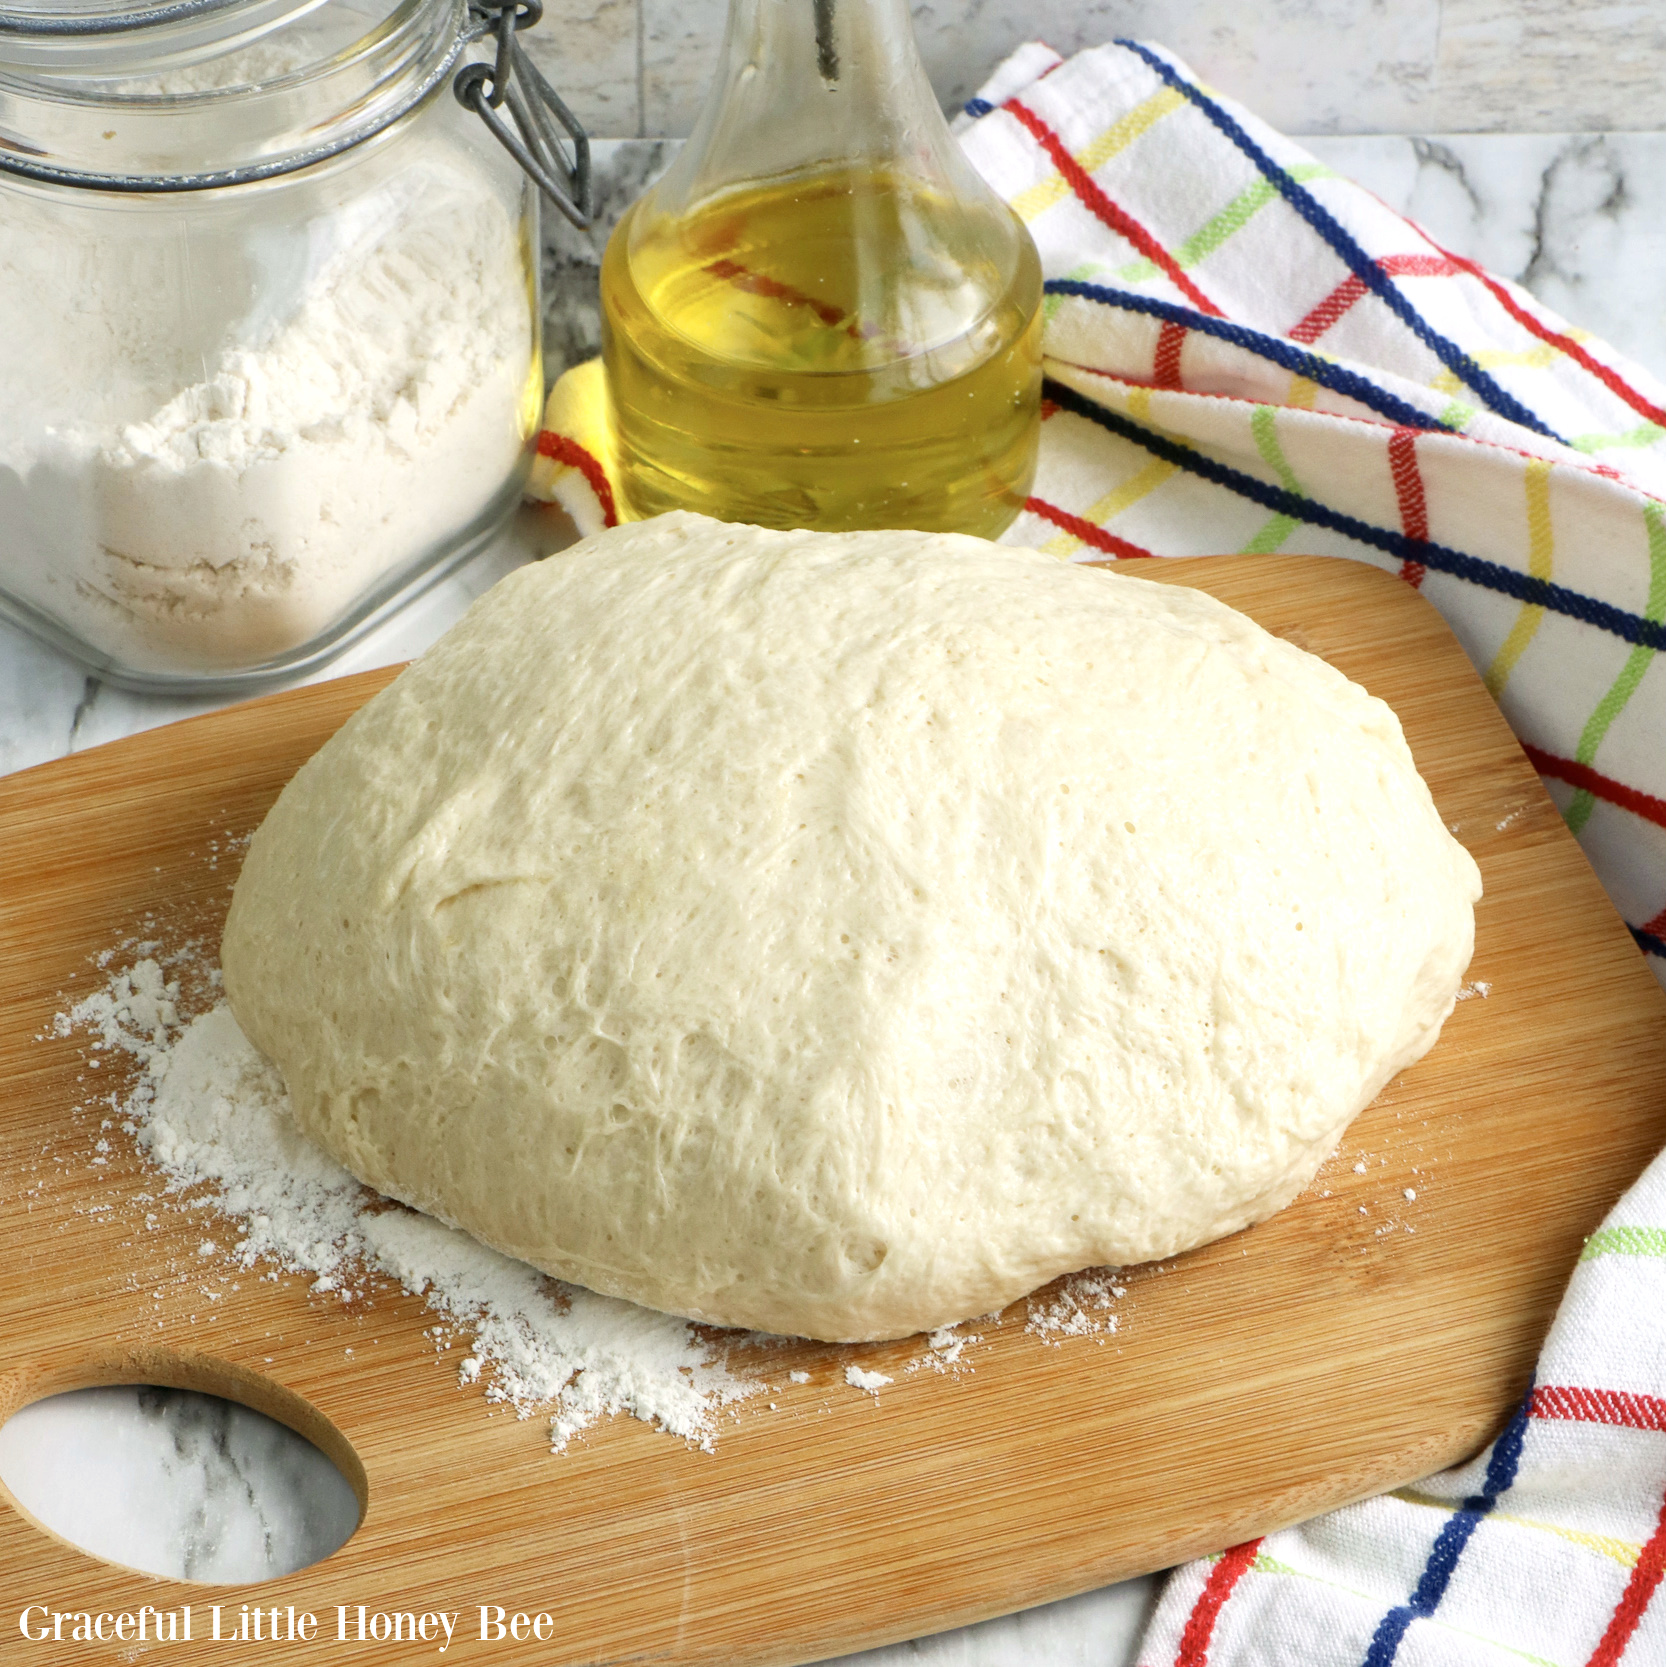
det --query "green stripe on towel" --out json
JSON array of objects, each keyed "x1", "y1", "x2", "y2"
[{"x1": 1579, "y1": 1226, "x2": 1666, "y2": 1261}]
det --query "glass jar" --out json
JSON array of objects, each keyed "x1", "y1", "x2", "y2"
[{"x1": 0, "y1": 0, "x2": 587, "y2": 689}]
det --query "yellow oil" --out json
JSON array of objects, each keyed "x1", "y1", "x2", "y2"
[{"x1": 600, "y1": 166, "x2": 1043, "y2": 537}]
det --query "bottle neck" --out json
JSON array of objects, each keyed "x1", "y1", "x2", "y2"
[{"x1": 647, "y1": 0, "x2": 982, "y2": 217}]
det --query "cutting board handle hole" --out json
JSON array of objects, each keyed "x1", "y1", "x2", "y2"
[{"x1": 0, "y1": 1351, "x2": 365, "y2": 1584}]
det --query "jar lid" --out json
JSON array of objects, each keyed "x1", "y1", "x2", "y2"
[
  {"x1": 0, "y1": 0, "x2": 328, "y2": 70},
  {"x1": 0, "y1": 0, "x2": 250, "y2": 36},
  {"x1": 0, "y1": 0, "x2": 588, "y2": 218}
]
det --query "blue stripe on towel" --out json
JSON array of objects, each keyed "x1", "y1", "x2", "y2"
[
  {"x1": 1361, "y1": 1383, "x2": 1535, "y2": 1667},
  {"x1": 1045, "y1": 278, "x2": 1454, "y2": 434},
  {"x1": 1040, "y1": 379, "x2": 1666, "y2": 652},
  {"x1": 1111, "y1": 39, "x2": 1569, "y2": 446}
]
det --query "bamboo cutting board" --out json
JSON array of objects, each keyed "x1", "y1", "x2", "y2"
[{"x1": 0, "y1": 555, "x2": 1659, "y2": 1666}]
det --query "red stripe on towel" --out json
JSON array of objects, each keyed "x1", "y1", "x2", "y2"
[
  {"x1": 1388, "y1": 427, "x2": 1429, "y2": 587},
  {"x1": 1521, "y1": 745, "x2": 1667, "y2": 828},
  {"x1": 537, "y1": 430, "x2": 620, "y2": 529},
  {"x1": 1432, "y1": 242, "x2": 1667, "y2": 428},
  {"x1": 1176, "y1": 1539, "x2": 1263, "y2": 1666},
  {"x1": 1153, "y1": 320, "x2": 1188, "y2": 389},
  {"x1": 1290, "y1": 273, "x2": 1366, "y2": 345},
  {"x1": 1004, "y1": 99, "x2": 1222, "y2": 317},
  {"x1": 1024, "y1": 495, "x2": 1155, "y2": 558},
  {"x1": 1583, "y1": 1504, "x2": 1665, "y2": 1667},
  {"x1": 1289, "y1": 255, "x2": 1461, "y2": 345},
  {"x1": 1531, "y1": 1386, "x2": 1667, "y2": 1431}
]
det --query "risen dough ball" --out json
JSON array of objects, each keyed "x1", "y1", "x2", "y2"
[{"x1": 222, "y1": 512, "x2": 1479, "y2": 1341}]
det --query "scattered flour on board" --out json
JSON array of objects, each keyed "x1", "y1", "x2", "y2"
[
  {"x1": 50, "y1": 954, "x2": 1105, "y2": 1450},
  {"x1": 844, "y1": 1367, "x2": 893, "y2": 1395},
  {"x1": 1025, "y1": 1269, "x2": 1124, "y2": 1345},
  {"x1": 1455, "y1": 981, "x2": 1492, "y2": 1001},
  {"x1": 923, "y1": 1325, "x2": 972, "y2": 1368}
]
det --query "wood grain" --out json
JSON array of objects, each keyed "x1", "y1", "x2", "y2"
[{"x1": 0, "y1": 555, "x2": 1659, "y2": 1665}]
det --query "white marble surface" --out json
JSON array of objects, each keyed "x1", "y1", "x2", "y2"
[
  {"x1": 0, "y1": 127, "x2": 1659, "y2": 1665},
  {"x1": 0, "y1": 1388, "x2": 358, "y2": 1583},
  {"x1": 532, "y1": 0, "x2": 1665, "y2": 139}
]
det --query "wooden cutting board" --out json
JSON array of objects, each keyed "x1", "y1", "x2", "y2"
[{"x1": 0, "y1": 555, "x2": 1659, "y2": 1665}]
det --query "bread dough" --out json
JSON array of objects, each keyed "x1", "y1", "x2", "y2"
[{"x1": 222, "y1": 512, "x2": 1480, "y2": 1341}]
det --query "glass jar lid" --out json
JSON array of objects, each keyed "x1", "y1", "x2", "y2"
[
  {"x1": 0, "y1": 0, "x2": 331, "y2": 71},
  {"x1": 0, "y1": 0, "x2": 590, "y2": 218}
]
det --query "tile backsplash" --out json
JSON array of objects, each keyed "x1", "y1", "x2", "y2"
[{"x1": 523, "y1": 0, "x2": 1665, "y2": 141}]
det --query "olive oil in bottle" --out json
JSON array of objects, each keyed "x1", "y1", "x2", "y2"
[{"x1": 599, "y1": 0, "x2": 1042, "y2": 537}]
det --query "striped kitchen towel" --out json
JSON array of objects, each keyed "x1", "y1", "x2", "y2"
[
  {"x1": 528, "y1": 40, "x2": 1666, "y2": 974},
  {"x1": 1137, "y1": 1152, "x2": 1665, "y2": 1665}
]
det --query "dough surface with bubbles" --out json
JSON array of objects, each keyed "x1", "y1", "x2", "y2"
[{"x1": 222, "y1": 512, "x2": 1480, "y2": 1341}]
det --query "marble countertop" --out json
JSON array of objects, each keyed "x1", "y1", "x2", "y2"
[{"x1": 0, "y1": 127, "x2": 1659, "y2": 1667}]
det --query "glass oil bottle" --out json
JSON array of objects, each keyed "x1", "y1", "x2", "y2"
[{"x1": 599, "y1": 0, "x2": 1042, "y2": 537}]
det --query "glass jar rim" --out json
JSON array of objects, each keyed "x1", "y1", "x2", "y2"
[
  {"x1": 0, "y1": 0, "x2": 357, "y2": 76},
  {"x1": 0, "y1": 0, "x2": 474, "y2": 189},
  {"x1": 0, "y1": 0, "x2": 312, "y2": 41}
]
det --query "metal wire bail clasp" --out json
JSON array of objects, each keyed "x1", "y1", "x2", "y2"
[{"x1": 455, "y1": 0, "x2": 593, "y2": 228}]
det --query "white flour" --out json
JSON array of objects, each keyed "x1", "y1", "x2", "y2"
[
  {"x1": 54, "y1": 952, "x2": 1122, "y2": 1450},
  {"x1": 1024, "y1": 1270, "x2": 1124, "y2": 1344},
  {"x1": 59, "y1": 959, "x2": 754, "y2": 1451},
  {"x1": 844, "y1": 1367, "x2": 893, "y2": 1395},
  {"x1": 0, "y1": 143, "x2": 536, "y2": 674}
]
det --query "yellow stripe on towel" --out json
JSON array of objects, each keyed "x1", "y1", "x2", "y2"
[
  {"x1": 1010, "y1": 87, "x2": 1186, "y2": 222},
  {"x1": 1485, "y1": 459, "x2": 1554, "y2": 697},
  {"x1": 1042, "y1": 456, "x2": 1176, "y2": 557}
]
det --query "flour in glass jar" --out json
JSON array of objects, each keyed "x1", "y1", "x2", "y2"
[{"x1": 0, "y1": 45, "x2": 539, "y2": 675}]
